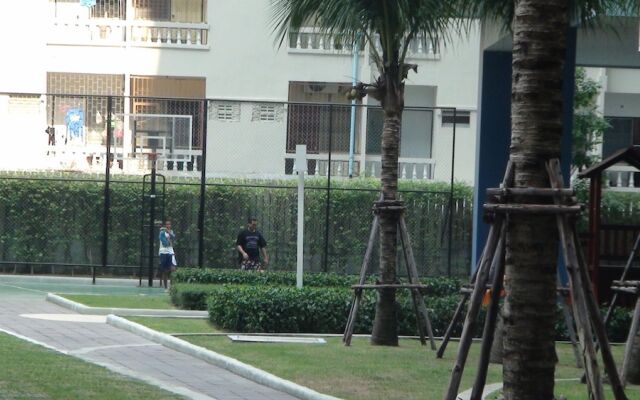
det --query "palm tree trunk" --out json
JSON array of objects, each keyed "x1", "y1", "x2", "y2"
[
  {"x1": 503, "y1": 0, "x2": 569, "y2": 398},
  {"x1": 371, "y1": 77, "x2": 403, "y2": 346}
]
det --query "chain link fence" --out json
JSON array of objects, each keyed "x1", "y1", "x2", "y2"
[{"x1": 0, "y1": 92, "x2": 470, "y2": 281}]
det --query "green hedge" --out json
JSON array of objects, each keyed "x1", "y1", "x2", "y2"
[
  {"x1": 172, "y1": 280, "x2": 633, "y2": 340},
  {"x1": 171, "y1": 271, "x2": 462, "y2": 311},
  {"x1": 0, "y1": 174, "x2": 473, "y2": 275},
  {"x1": 204, "y1": 284, "x2": 460, "y2": 335},
  {"x1": 173, "y1": 268, "x2": 358, "y2": 287}
]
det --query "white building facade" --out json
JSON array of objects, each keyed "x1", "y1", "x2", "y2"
[{"x1": 0, "y1": 0, "x2": 481, "y2": 183}]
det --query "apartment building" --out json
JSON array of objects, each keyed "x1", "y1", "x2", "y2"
[{"x1": 0, "y1": 0, "x2": 482, "y2": 182}]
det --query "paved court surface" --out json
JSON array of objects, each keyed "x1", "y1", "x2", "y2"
[{"x1": 0, "y1": 275, "x2": 299, "y2": 400}]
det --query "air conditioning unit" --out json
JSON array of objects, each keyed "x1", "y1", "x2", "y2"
[{"x1": 304, "y1": 83, "x2": 341, "y2": 95}]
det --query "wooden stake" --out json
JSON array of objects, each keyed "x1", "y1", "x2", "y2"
[
  {"x1": 559, "y1": 292, "x2": 583, "y2": 368},
  {"x1": 436, "y1": 293, "x2": 469, "y2": 358},
  {"x1": 343, "y1": 215, "x2": 379, "y2": 346},
  {"x1": 621, "y1": 297, "x2": 640, "y2": 386},
  {"x1": 443, "y1": 218, "x2": 504, "y2": 400},
  {"x1": 605, "y1": 232, "x2": 640, "y2": 326},
  {"x1": 399, "y1": 216, "x2": 436, "y2": 350},
  {"x1": 470, "y1": 225, "x2": 506, "y2": 400}
]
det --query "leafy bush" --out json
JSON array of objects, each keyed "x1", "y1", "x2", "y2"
[
  {"x1": 173, "y1": 268, "x2": 358, "y2": 287},
  {"x1": 0, "y1": 173, "x2": 473, "y2": 275},
  {"x1": 204, "y1": 284, "x2": 462, "y2": 335}
]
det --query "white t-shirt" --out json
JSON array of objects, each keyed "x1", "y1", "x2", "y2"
[{"x1": 159, "y1": 229, "x2": 175, "y2": 255}]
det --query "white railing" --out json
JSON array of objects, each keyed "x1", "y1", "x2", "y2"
[
  {"x1": 606, "y1": 165, "x2": 640, "y2": 191},
  {"x1": 128, "y1": 21, "x2": 208, "y2": 48},
  {"x1": 49, "y1": 19, "x2": 209, "y2": 49},
  {"x1": 288, "y1": 29, "x2": 439, "y2": 60},
  {"x1": 287, "y1": 153, "x2": 435, "y2": 180},
  {"x1": 288, "y1": 28, "x2": 359, "y2": 54},
  {"x1": 50, "y1": 19, "x2": 126, "y2": 45}
]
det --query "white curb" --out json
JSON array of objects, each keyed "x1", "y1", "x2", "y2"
[
  {"x1": 106, "y1": 315, "x2": 342, "y2": 400},
  {"x1": 46, "y1": 293, "x2": 208, "y2": 318}
]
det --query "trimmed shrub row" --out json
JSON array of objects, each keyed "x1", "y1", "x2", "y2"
[
  {"x1": 173, "y1": 268, "x2": 358, "y2": 288},
  {"x1": 173, "y1": 268, "x2": 462, "y2": 295},
  {"x1": 204, "y1": 284, "x2": 460, "y2": 335},
  {"x1": 172, "y1": 281, "x2": 633, "y2": 340}
]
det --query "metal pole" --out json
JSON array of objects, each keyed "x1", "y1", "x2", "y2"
[
  {"x1": 100, "y1": 96, "x2": 113, "y2": 285},
  {"x1": 348, "y1": 37, "x2": 360, "y2": 178},
  {"x1": 323, "y1": 105, "x2": 333, "y2": 272},
  {"x1": 148, "y1": 159, "x2": 157, "y2": 287},
  {"x1": 296, "y1": 145, "x2": 306, "y2": 288},
  {"x1": 447, "y1": 108, "x2": 457, "y2": 276},
  {"x1": 197, "y1": 99, "x2": 208, "y2": 268}
]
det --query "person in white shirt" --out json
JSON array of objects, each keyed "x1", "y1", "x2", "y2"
[{"x1": 158, "y1": 219, "x2": 176, "y2": 290}]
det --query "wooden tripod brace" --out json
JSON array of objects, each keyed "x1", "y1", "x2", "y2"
[
  {"x1": 342, "y1": 197, "x2": 437, "y2": 349},
  {"x1": 442, "y1": 159, "x2": 627, "y2": 400}
]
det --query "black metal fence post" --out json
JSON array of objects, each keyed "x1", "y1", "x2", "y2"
[
  {"x1": 99, "y1": 95, "x2": 113, "y2": 284},
  {"x1": 198, "y1": 100, "x2": 208, "y2": 268},
  {"x1": 323, "y1": 104, "x2": 333, "y2": 273},
  {"x1": 447, "y1": 108, "x2": 457, "y2": 276}
]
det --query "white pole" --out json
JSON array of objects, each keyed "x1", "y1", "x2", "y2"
[{"x1": 295, "y1": 145, "x2": 306, "y2": 289}]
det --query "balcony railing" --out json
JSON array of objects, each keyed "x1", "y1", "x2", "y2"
[
  {"x1": 288, "y1": 28, "x2": 439, "y2": 60},
  {"x1": 606, "y1": 165, "x2": 640, "y2": 191},
  {"x1": 286, "y1": 153, "x2": 435, "y2": 180},
  {"x1": 49, "y1": 19, "x2": 209, "y2": 49}
]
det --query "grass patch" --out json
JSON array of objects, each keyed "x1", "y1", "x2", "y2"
[
  {"x1": 127, "y1": 316, "x2": 220, "y2": 334},
  {"x1": 62, "y1": 294, "x2": 174, "y2": 310},
  {"x1": 179, "y1": 336, "x2": 640, "y2": 400},
  {"x1": 0, "y1": 333, "x2": 184, "y2": 400}
]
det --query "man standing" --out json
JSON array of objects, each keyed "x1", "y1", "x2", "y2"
[
  {"x1": 236, "y1": 217, "x2": 269, "y2": 271},
  {"x1": 158, "y1": 219, "x2": 176, "y2": 290}
]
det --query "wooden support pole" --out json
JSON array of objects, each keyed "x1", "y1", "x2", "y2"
[
  {"x1": 436, "y1": 293, "x2": 469, "y2": 359},
  {"x1": 573, "y1": 227, "x2": 628, "y2": 400},
  {"x1": 560, "y1": 293, "x2": 584, "y2": 369},
  {"x1": 470, "y1": 226, "x2": 506, "y2": 400},
  {"x1": 605, "y1": 233, "x2": 640, "y2": 326},
  {"x1": 399, "y1": 216, "x2": 436, "y2": 350},
  {"x1": 343, "y1": 215, "x2": 379, "y2": 346},
  {"x1": 621, "y1": 297, "x2": 640, "y2": 386},
  {"x1": 443, "y1": 218, "x2": 504, "y2": 400},
  {"x1": 548, "y1": 159, "x2": 626, "y2": 400},
  {"x1": 483, "y1": 203, "x2": 582, "y2": 215},
  {"x1": 546, "y1": 160, "x2": 604, "y2": 399}
]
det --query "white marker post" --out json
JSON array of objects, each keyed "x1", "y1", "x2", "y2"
[{"x1": 295, "y1": 145, "x2": 306, "y2": 289}]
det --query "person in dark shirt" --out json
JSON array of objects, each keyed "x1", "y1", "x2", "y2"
[{"x1": 236, "y1": 217, "x2": 269, "y2": 271}]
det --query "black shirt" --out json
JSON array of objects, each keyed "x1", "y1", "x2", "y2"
[{"x1": 236, "y1": 229, "x2": 267, "y2": 261}]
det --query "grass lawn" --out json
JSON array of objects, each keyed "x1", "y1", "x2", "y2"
[
  {"x1": 61, "y1": 294, "x2": 174, "y2": 310},
  {"x1": 0, "y1": 333, "x2": 184, "y2": 400},
  {"x1": 127, "y1": 316, "x2": 219, "y2": 333},
  {"x1": 126, "y1": 316, "x2": 640, "y2": 399}
]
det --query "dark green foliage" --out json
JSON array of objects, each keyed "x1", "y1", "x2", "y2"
[
  {"x1": 0, "y1": 174, "x2": 473, "y2": 276},
  {"x1": 173, "y1": 268, "x2": 358, "y2": 287},
  {"x1": 204, "y1": 284, "x2": 461, "y2": 335}
]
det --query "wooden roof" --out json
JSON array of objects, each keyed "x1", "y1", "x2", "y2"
[{"x1": 578, "y1": 146, "x2": 640, "y2": 179}]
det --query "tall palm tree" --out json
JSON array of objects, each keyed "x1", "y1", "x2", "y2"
[
  {"x1": 271, "y1": 0, "x2": 462, "y2": 345},
  {"x1": 463, "y1": 0, "x2": 626, "y2": 397}
]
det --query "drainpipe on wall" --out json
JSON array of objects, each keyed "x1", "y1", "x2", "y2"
[{"x1": 348, "y1": 34, "x2": 361, "y2": 178}]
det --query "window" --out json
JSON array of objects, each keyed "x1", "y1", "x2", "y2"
[{"x1": 441, "y1": 110, "x2": 471, "y2": 126}]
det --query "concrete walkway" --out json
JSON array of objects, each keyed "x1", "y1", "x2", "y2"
[{"x1": 0, "y1": 276, "x2": 299, "y2": 400}]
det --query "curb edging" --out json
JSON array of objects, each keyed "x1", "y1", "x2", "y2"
[
  {"x1": 46, "y1": 293, "x2": 208, "y2": 317},
  {"x1": 106, "y1": 314, "x2": 341, "y2": 400}
]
